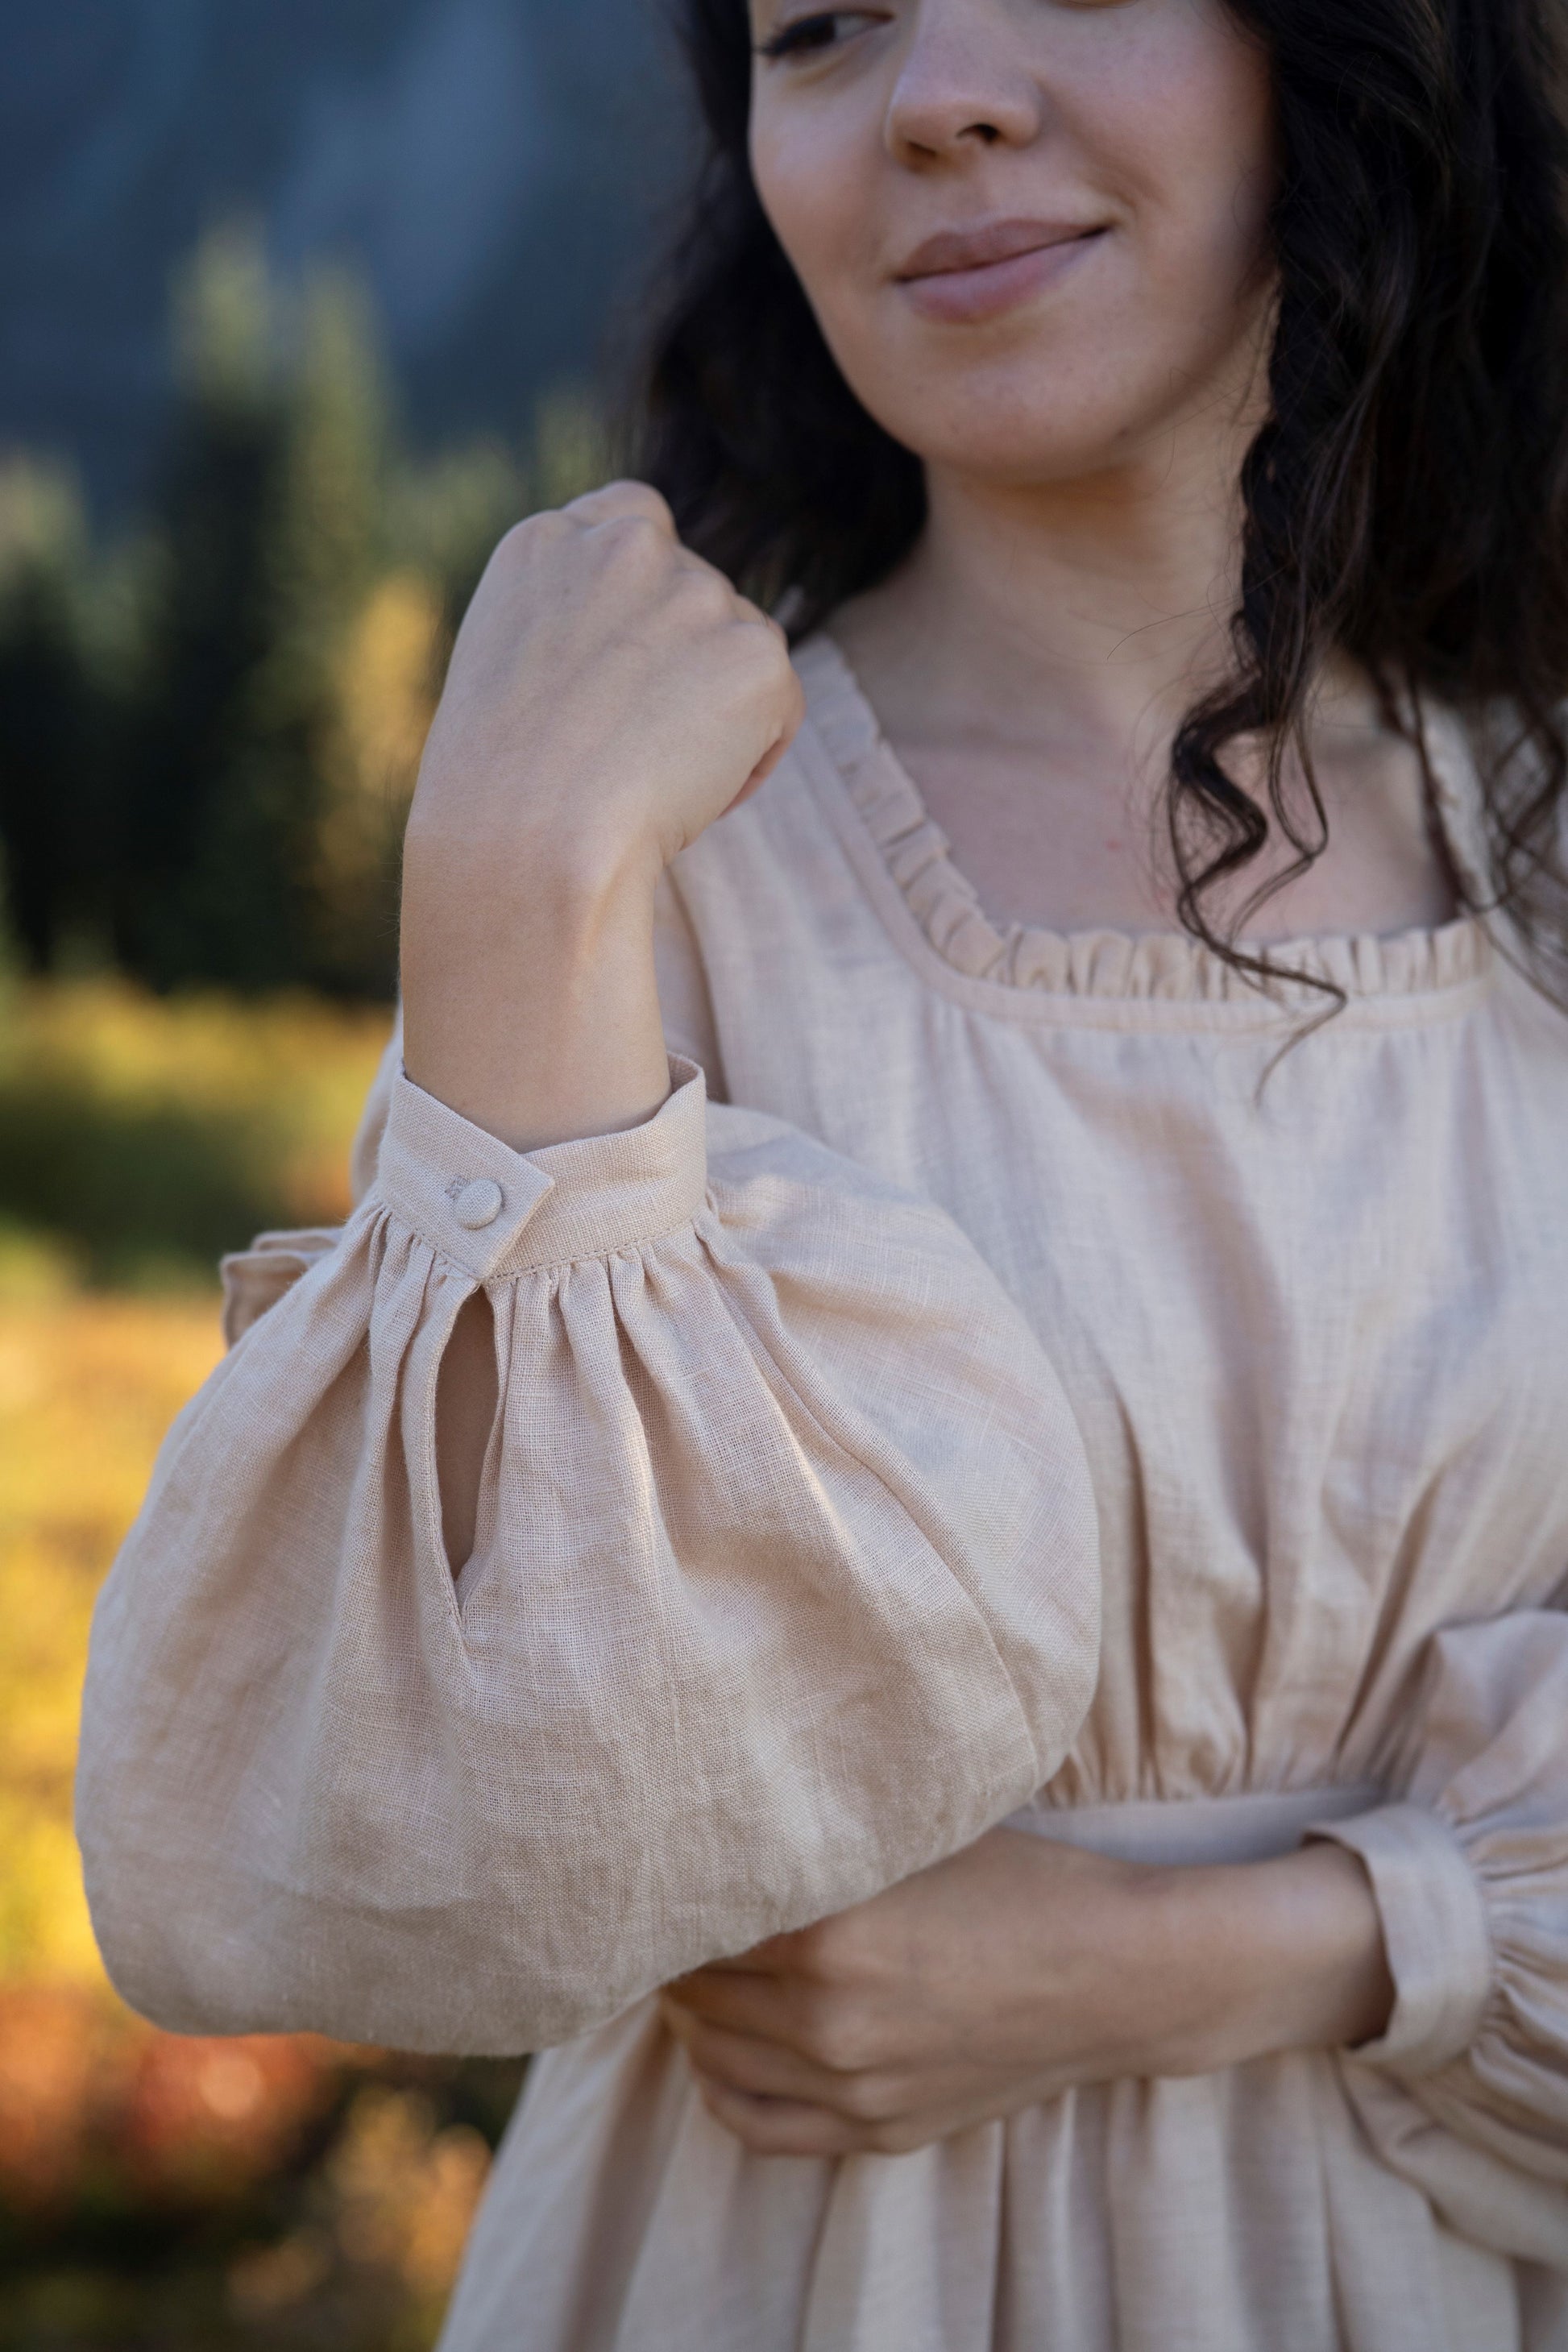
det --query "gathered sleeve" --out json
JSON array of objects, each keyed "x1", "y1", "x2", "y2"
[
  {"x1": 76, "y1": 1056, "x2": 1101, "y2": 2058},
  {"x1": 1310, "y1": 1612, "x2": 1568, "y2": 2263}
]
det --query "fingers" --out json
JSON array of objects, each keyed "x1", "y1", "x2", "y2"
[
  {"x1": 690, "y1": 1938, "x2": 788, "y2": 1976},
  {"x1": 732, "y1": 589, "x2": 790, "y2": 645},
  {"x1": 687, "y1": 2057, "x2": 946, "y2": 2159},
  {"x1": 665, "y1": 2006, "x2": 816, "y2": 2102},
  {"x1": 662, "y1": 1970, "x2": 807, "y2": 2051},
  {"x1": 662, "y1": 1968, "x2": 886, "y2": 2080},
  {"x1": 558, "y1": 487, "x2": 796, "y2": 693},
  {"x1": 732, "y1": 1923, "x2": 832, "y2": 1969},
  {"x1": 693, "y1": 2078, "x2": 870, "y2": 2159},
  {"x1": 562, "y1": 487, "x2": 789, "y2": 637},
  {"x1": 563, "y1": 478, "x2": 677, "y2": 534},
  {"x1": 724, "y1": 737, "x2": 788, "y2": 815},
  {"x1": 663, "y1": 2001, "x2": 879, "y2": 2113},
  {"x1": 662, "y1": 2000, "x2": 920, "y2": 2155},
  {"x1": 658, "y1": 1993, "x2": 1037, "y2": 2159}
]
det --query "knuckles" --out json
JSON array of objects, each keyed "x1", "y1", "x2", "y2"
[
  {"x1": 665, "y1": 562, "x2": 739, "y2": 621},
  {"x1": 832, "y1": 2069, "x2": 903, "y2": 2125},
  {"x1": 566, "y1": 478, "x2": 677, "y2": 529},
  {"x1": 793, "y1": 1989, "x2": 881, "y2": 2077},
  {"x1": 803, "y1": 2014, "x2": 872, "y2": 2078},
  {"x1": 480, "y1": 503, "x2": 799, "y2": 702},
  {"x1": 495, "y1": 508, "x2": 570, "y2": 558},
  {"x1": 595, "y1": 510, "x2": 679, "y2": 568},
  {"x1": 490, "y1": 505, "x2": 753, "y2": 628}
]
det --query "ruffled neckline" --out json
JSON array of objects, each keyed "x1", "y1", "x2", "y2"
[{"x1": 795, "y1": 632, "x2": 1493, "y2": 1007}]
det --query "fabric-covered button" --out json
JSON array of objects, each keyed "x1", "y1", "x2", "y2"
[{"x1": 454, "y1": 1177, "x2": 504, "y2": 1231}]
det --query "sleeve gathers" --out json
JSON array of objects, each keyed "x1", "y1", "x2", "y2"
[
  {"x1": 77, "y1": 1060, "x2": 1101, "y2": 2058},
  {"x1": 1311, "y1": 1612, "x2": 1568, "y2": 2264}
]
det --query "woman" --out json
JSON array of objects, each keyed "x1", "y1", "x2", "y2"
[{"x1": 78, "y1": 0, "x2": 1568, "y2": 2343}]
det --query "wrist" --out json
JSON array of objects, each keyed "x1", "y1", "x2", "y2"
[
  {"x1": 403, "y1": 782, "x2": 662, "y2": 919},
  {"x1": 400, "y1": 820, "x2": 670, "y2": 1156},
  {"x1": 1257, "y1": 1842, "x2": 1395, "y2": 2053},
  {"x1": 1130, "y1": 1846, "x2": 1395, "y2": 2077}
]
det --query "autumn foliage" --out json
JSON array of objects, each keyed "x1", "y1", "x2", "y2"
[{"x1": 0, "y1": 990, "x2": 523, "y2": 2350}]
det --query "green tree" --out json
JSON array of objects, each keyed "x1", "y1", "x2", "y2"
[
  {"x1": 164, "y1": 263, "x2": 395, "y2": 993},
  {"x1": 1, "y1": 225, "x2": 604, "y2": 999},
  {"x1": 392, "y1": 436, "x2": 526, "y2": 637},
  {"x1": 116, "y1": 232, "x2": 412, "y2": 993},
  {"x1": 0, "y1": 461, "x2": 106, "y2": 971},
  {"x1": 113, "y1": 225, "x2": 293, "y2": 989}
]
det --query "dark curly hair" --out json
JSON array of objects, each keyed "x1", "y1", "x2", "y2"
[{"x1": 636, "y1": 0, "x2": 1568, "y2": 993}]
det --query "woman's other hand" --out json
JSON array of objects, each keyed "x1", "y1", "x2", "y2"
[
  {"x1": 401, "y1": 482, "x2": 802, "y2": 1153},
  {"x1": 661, "y1": 1827, "x2": 1395, "y2": 2158}
]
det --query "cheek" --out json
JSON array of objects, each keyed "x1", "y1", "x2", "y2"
[
  {"x1": 750, "y1": 104, "x2": 877, "y2": 305},
  {"x1": 1098, "y1": 25, "x2": 1277, "y2": 299},
  {"x1": 752, "y1": 103, "x2": 911, "y2": 428}
]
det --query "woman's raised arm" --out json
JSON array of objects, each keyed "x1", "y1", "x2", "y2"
[
  {"x1": 399, "y1": 479, "x2": 800, "y2": 1157},
  {"x1": 73, "y1": 503, "x2": 1102, "y2": 2060},
  {"x1": 400, "y1": 480, "x2": 803, "y2": 1569}
]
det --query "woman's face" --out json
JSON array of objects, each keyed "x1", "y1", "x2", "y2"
[{"x1": 747, "y1": 0, "x2": 1278, "y2": 487}]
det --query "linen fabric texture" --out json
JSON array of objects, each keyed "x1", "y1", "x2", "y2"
[
  {"x1": 77, "y1": 1064, "x2": 1099, "y2": 2054},
  {"x1": 77, "y1": 636, "x2": 1568, "y2": 2350}
]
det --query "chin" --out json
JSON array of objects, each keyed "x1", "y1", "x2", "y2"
[
  {"x1": 850, "y1": 313, "x2": 1257, "y2": 489},
  {"x1": 869, "y1": 375, "x2": 1159, "y2": 487}
]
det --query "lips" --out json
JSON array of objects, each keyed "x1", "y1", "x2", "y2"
[
  {"x1": 895, "y1": 217, "x2": 1103, "y2": 283},
  {"x1": 894, "y1": 217, "x2": 1107, "y2": 326}
]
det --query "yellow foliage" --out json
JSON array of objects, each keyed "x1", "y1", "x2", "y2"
[
  {"x1": 0, "y1": 987, "x2": 514, "y2": 2344},
  {"x1": 0, "y1": 981, "x2": 391, "y2": 1980},
  {"x1": 0, "y1": 977, "x2": 389, "y2": 1144},
  {"x1": 322, "y1": 2084, "x2": 492, "y2": 2299},
  {"x1": 337, "y1": 568, "x2": 444, "y2": 802},
  {"x1": 313, "y1": 569, "x2": 444, "y2": 962},
  {"x1": 0, "y1": 1291, "x2": 224, "y2": 1984},
  {"x1": 0, "y1": 977, "x2": 393, "y2": 1255}
]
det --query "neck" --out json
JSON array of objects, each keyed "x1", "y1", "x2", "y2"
[{"x1": 837, "y1": 375, "x2": 1266, "y2": 766}]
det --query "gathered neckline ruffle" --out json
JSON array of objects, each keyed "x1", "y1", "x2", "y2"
[{"x1": 796, "y1": 633, "x2": 1493, "y2": 1007}]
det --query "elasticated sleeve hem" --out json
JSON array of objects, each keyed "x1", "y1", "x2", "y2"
[{"x1": 1308, "y1": 1801, "x2": 1494, "y2": 2077}]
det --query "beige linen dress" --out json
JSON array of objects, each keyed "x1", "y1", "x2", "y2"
[{"x1": 78, "y1": 637, "x2": 1568, "y2": 2349}]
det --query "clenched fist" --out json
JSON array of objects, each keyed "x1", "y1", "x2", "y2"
[
  {"x1": 408, "y1": 481, "x2": 802, "y2": 886},
  {"x1": 400, "y1": 483, "x2": 803, "y2": 1153}
]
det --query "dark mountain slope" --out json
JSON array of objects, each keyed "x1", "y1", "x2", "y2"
[{"x1": 0, "y1": 0, "x2": 694, "y2": 516}]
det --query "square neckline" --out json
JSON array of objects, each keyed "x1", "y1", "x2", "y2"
[{"x1": 789, "y1": 629, "x2": 1495, "y2": 1027}]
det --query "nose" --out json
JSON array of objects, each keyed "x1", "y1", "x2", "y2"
[{"x1": 884, "y1": 0, "x2": 1043, "y2": 164}]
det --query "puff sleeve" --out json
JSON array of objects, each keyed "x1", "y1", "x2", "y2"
[
  {"x1": 76, "y1": 1056, "x2": 1100, "y2": 2057},
  {"x1": 1311, "y1": 1612, "x2": 1568, "y2": 2263}
]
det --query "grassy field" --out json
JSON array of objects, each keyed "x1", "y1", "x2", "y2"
[
  {"x1": 0, "y1": 985, "x2": 524, "y2": 2351},
  {"x1": 0, "y1": 980, "x2": 397, "y2": 1289}
]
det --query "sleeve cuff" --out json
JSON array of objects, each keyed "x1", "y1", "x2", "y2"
[
  {"x1": 1308, "y1": 1801, "x2": 1495, "y2": 2078},
  {"x1": 373, "y1": 1056, "x2": 709, "y2": 1281}
]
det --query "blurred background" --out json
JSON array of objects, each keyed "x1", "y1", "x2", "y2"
[{"x1": 0, "y1": 5, "x2": 698, "y2": 2343}]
